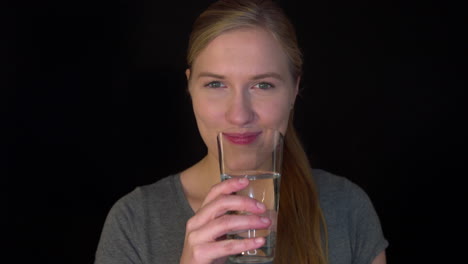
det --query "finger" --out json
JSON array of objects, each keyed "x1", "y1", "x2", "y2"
[
  {"x1": 202, "y1": 177, "x2": 249, "y2": 207},
  {"x1": 189, "y1": 214, "x2": 271, "y2": 243},
  {"x1": 187, "y1": 194, "x2": 266, "y2": 232},
  {"x1": 192, "y1": 237, "x2": 265, "y2": 263}
]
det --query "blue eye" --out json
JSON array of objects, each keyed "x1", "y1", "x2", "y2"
[
  {"x1": 255, "y1": 82, "x2": 274, "y2": 90},
  {"x1": 205, "y1": 81, "x2": 225, "y2": 88}
]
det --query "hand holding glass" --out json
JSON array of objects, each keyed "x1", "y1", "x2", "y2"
[{"x1": 217, "y1": 128, "x2": 283, "y2": 263}]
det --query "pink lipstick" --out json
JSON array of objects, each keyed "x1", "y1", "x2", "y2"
[{"x1": 223, "y1": 131, "x2": 262, "y2": 145}]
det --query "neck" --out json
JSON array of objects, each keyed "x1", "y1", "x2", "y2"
[
  {"x1": 197, "y1": 154, "x2": 221, "y2": 184},
  {"x1": 180, "y1": 154, "x2": 221, "y2": 211}
]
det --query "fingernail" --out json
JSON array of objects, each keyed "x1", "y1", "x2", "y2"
[
  {"x1": 260, "y1": 217, "x2": 270, "y2": 224},
  {"x1": 254, "y1": 237, "x2": 264, "y2": 244},
  {"x1": 238, "y1": 178, "x2": 248, "y2": 184},
  {"x1": 256, "y1": 202, "x2": 266, "y2": 210}
]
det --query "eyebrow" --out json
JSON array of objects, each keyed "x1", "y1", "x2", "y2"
[
  {"x1": 196, "y1": 72, "x2": 285, "y2": 81},
  {"x1": 251, "y1": 72, "x2": 284, "y2": 81},
  {"x1": 197, "y1": 72, "x2": 225, "y2": 79}
]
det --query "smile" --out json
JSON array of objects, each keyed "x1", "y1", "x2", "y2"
[{"x1": 223, "y1": 131, "x2": 262, "y2": 145}]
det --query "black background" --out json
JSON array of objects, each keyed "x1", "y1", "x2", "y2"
[{"x1": 7, "y1": 0, "x2": 466, "y2": 263}]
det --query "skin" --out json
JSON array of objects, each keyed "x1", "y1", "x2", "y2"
[
  {"x1": 182, "y1": 27, "x2": 299, "y2": 212},
  {"x1": 373, "y1": 251, "x2": 387, "y2": 264},
  {"x1": 179, "y1": 26, "x2": 386, "y2": 264},
  {"x1": 180, "y1": 27, "x2": 298, "y2": 264}
]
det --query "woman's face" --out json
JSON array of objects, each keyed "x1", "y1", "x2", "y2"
[{"x1": 187, "y1": 27, "x2": 299, "y2": 159}]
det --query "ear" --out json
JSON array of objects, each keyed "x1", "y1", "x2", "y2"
[
  {"x1": 185, "y1": 68, "x2": 192, "y2": 96},
  {"x1": 292, "y1": 75, "x2": 300, "y2": 105},
  {"x1": 294, "y1": 76, "x2": 300, "y2": 96},
  {"x1": 185, "y1": 68, "x2": 191, "y2": 81}
]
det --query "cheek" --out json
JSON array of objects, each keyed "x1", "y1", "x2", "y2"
[
  {"x1": 258, "y1": 98, "x2": 291, "y2": 132},
  {"x1": 192, "y1": 96, "x2": 223, "y2": 127},
  {"x1": 191, "y1": 94, "x2": 226, "y2": 150}
]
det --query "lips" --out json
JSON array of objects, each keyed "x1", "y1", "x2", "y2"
[{"x1": 223, "y1": 131, "x2": 262, "y2": 145}]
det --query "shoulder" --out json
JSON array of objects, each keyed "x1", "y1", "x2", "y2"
[
  {"x1": 311, "y1": 168, "x2": 381, "y2": 231},
  {"x1": 312, "y1": 169, "x2": 389, "y2": 263},
  {"x1": 138, "y1": 174, "x2": 180, "y2": 201},
  {"x1": 96, "y1": 174, "x2": 187, "y2": 263},
  {"x1": 107, "y1": 174, "x2": 180, "y2": 218},
  {"x1": 312, "y1": 168, "x2": 370, "y2": 208},
  {"x1": 100, "y1": 174, "x2": 183, "y2": 239}
]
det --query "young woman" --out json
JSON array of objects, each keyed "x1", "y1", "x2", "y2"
[{"x1": 95, "y1": 1, "x2": 388, "y2": 263}]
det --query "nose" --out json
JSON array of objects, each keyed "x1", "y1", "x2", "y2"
[{"x1": 225, "y1": 90, "x2": 255, "y2": 126}]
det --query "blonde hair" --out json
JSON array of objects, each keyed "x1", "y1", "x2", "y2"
[{"x1": 187, "y1": 1, "x2": 328, "y2": 263}]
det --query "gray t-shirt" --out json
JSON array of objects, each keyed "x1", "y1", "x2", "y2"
[{"x1": 95, "y1": 169, "x2": 388, "y2": 264}]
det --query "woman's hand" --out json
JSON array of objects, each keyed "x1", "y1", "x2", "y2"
[{"x1": 180, "y1": 177, "x2": 271, "y2": 264}]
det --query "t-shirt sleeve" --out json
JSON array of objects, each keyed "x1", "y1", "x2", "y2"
[
  {"x1": 346, "y1": 181, "x2": 388, "y2": 264},
  {"x1": 94, "y1": 189, "x2": 144, "y2": 264}
]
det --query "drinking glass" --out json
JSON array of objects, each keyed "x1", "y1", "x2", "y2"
[{"x1": 217, "y1": 128, "x2": 283, "y2": 263}]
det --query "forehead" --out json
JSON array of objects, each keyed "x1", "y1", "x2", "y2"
[{"x1": 192, "y1": 27, "x2": 291, "y2": 78}]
